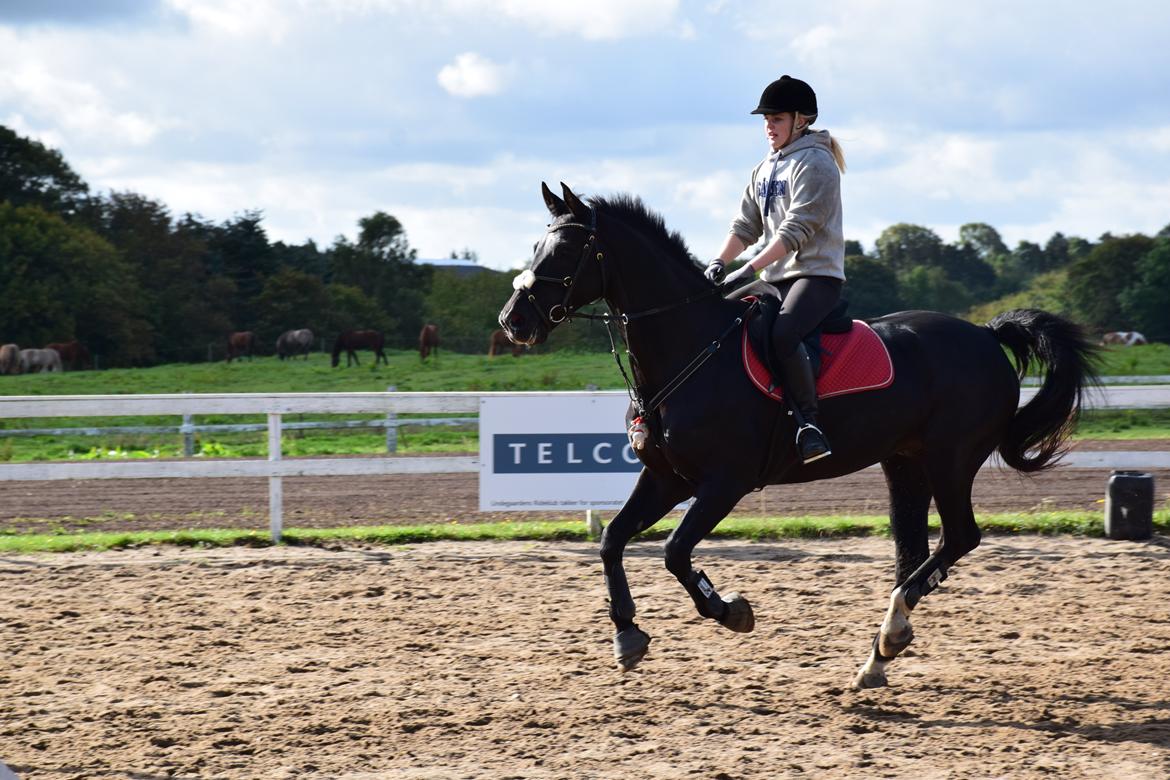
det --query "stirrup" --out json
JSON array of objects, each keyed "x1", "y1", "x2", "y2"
[{"x1": 795, "y1": 423, "x2": 831, "y2": 464}]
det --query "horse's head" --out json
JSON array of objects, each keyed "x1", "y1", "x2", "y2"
[{"x1": 499, "y1": 182, "x2": 606, "y2": 346}]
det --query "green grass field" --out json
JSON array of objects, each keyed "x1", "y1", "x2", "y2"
[
  {"x1": 0, "y1": 345, "x2": 1168, "y2": 462},
  {"x1": 2, "y1": 509, "x2": 1167, "y2": 554}
]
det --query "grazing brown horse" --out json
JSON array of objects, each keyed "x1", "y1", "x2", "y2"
[
  {"x1": 0, "y1": 344, "x2": 20, "y2": 375},
  {"x1": 419, "y1": 324, "x2": 440, "y2": 361},
  {"x1": 488, "y1": 328, "x2": 524, "y2": 357},
  {"x1": 45, "y1": 340, "x2": 91, "y2": 370},
  {"x1": 226, "y1": 331, "x2": 256, "y2": 362},
  {"x1": 332, "y1": 329, "x2": 388, "y2": 367}
]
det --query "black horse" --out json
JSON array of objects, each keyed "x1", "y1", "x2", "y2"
[
  {"x1": 498, "y1": 183, "x2": 1099, "y2": 689},
  {"x1": 331, "y1": 329, "x2": 388, "y2": 367}
]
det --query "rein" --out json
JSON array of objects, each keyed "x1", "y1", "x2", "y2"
[{"x1": 516, "y1": 207, "x2": 749, "y2": 417}]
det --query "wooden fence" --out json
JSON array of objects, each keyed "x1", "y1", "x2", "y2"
[{"x1": 0, "y1": 386, "x2": 1167, "y2": 541}]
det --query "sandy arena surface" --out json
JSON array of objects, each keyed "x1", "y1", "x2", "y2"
[{"x1": 3, "y1": 534, "x2": 1170, "y2": 779}]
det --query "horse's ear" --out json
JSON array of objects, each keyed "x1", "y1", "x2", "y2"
[
  {"x1": 560, "y1": 182, "x2": 590, "y2": 220},
  {"x1": 542, "y1": 182, "x2": 569, "y2": 218}
]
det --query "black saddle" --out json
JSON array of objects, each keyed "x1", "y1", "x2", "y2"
[{"x1": 735, "y1": 280, "x2": 851, "y2": 384}]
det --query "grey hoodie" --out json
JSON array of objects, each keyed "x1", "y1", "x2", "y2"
[{"x1": 729, "y1": 129, "x2": 845, "y2": 283}]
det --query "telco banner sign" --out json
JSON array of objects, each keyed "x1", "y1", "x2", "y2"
[{"x1": 479, "y1": 393, "x2": 642, "y2": 511}]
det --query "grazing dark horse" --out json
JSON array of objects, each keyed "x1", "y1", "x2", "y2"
[
  {"x1": 226, "y1": 331, "x2": 256, "y2": 363},
  {"x1": 498, "y1": 183, "x2": 1099, "y2": 689},
  {"x1": 45, "y1": 340, "x2": 91, "y2": 370},
  {"x1": 276, "y1": 328, "x2": 314, "y2": 360},
  {"x1": 331, "y1": 329, "x2": 388, "y2": 367},
  {"x1": 419, "y1": 324, "x2": 440, "y2": 361},
  {"x1": 488, "y1": 328, "x2": 524, "y2": 357}
]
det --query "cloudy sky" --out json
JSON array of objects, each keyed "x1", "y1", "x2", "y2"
[{"x1": 3, "y1": 0, "x2": 1169, "y2": 270}]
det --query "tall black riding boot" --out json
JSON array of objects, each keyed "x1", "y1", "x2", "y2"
[{"x1": 779, "y1": 343, "x2": 831, "y2": 464}]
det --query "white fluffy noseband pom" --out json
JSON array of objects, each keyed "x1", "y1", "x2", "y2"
[{"x1": 513, "y1": 269, "x2": 536, "y2": 290}]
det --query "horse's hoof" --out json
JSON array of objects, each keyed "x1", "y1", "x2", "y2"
[
  {"x1": 719, "y1": 592, "x2": 755, "y2": 633},
  {"x1": 614, "y1": 627, "x2": 651, "y2": 671},
  {"x1": 853, "y1": 667, "x2": 889, "y2": 690}
]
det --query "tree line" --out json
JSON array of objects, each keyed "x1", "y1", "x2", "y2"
[{"x1": 1, "y1": 124, "x2": 1166, "y2": 368}]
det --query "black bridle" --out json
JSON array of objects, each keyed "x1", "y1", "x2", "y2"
[{"x1": 516, "y1": 207, "x2": 751, "y2": 418}]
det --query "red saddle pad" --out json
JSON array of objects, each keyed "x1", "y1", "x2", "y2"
[{"x1": 742, "y1": 315, "x2": 894, "y2": 404}]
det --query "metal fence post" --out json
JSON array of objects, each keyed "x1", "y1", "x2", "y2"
[
  {"x1": 385, "y1": 385, "x2": 398, "y2": 453},
  {"x1": 268, "y1": 413, "x2": 283, "y2": 543}
]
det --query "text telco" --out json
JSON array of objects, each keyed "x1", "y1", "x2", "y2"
[{"x1": 492, "y1": 434, "x2": 641, "y2": 473}]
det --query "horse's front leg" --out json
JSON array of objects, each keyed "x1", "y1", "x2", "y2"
[
  {"x1": 601, "y1": 468, "x2": 693, "y2": 671},
  {"x1": 664, "y1": 485, "x2": 755, "y2": 634}
]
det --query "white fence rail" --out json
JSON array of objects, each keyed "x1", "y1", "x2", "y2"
[{"x1": 0, "y1": 386, "x2": 1167, "y2": 541}]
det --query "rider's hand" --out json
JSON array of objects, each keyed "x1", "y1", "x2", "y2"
[
  {"x1": 722, "y1": 262, "x2": 757, "y2": 287},
  {"x1": 703, "y1": 260, "x2": 726, "y2": 284}
]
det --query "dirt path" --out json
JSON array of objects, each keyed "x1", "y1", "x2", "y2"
[
  {"x1": 3, "y1": 535, "x2": 1170, "y2": 778},
  {"x1": 0, "y1": 440, "x2": 1166, "y2": 534}
]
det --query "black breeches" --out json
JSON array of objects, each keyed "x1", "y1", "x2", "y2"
[{"x1": 771, "y1": 276, "x2": 843, "y2": 357}]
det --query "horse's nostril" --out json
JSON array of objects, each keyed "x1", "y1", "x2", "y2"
[{"x1": 509, "y1": 312, "x2": 525, "y2": 328}]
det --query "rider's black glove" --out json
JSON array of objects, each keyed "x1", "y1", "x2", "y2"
[{"x1": 703, "y1": 260, "x2": 726, "y2": 284}]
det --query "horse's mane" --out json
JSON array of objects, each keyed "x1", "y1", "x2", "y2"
[{"x1": 588, "y1": 194, "x2": 701, "y2": 273}]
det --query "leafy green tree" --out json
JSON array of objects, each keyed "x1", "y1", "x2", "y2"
[
  {"x1": 96, "y1": 192, "x2": 234, "y2": 363},
  {"x1": 1043, "y1": 232, "x2": 1071, "y2": 271},
  {"x1": 0, "y1": 202, "x2": 149, "y2": 364},
  {"x1": 843, "y1": 255, "x2": 903, "y2": 319},
  {"x1": 254, "y1": 268, "x2": 333, "y2": 350},
  {"x1": 844, "y1": 239, "x2": 865, "y2": 257},
  {"x1": 1065, "y1": 234, "x2": 1155, "y2": 331},
  {"x1": 874, "y1": 223, "x2": 944, "y2": 273},
  {"x1": 958, "y1": 222, "x2": 1008, "y2": 261},
  {"x1": 1119, "y1": 238, "x2": 1170, "y2": 341},
  {"x1": 204, "y1": 211, "x2": 276, "y2": 332},
  {"x1": 939, "y1": 243, "x2": 996, "y2": 299},
  {"x1": 425, "y1": 268, "x2": 514, "y2": 352},
  {"x1": 898, "y1": 266, "x2": 971, "y2": 314},
  {"x1": 0, "y1": 125, "x2": 92, "y2": 219},
  {"x1": 328, "y1": 211, "x2": 431, "y2": 345},
  {"x1": 323, "y1": 284, "x2": 393, "y2": 342}
]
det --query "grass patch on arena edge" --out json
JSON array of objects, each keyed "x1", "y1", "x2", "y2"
[{"x1": 1, "y1": 509, "x2": 1167, "y2": 554}]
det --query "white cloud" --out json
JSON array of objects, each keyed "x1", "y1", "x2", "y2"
[
  {"x1": 437, "y1": 52, "x2": 512, "y2": 98},
  {"x1": 0, "y1": 61, "x2": 163, "y2": 148},
  {"x1": 475, "y1": 0, "x2": 681, "y2": 41}
]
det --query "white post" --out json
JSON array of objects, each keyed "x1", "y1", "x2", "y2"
[
  {"x1": 268, "y1": 413, "x2": 283, "y2": 543},
  {"x1": 586, "y1": 510, "x2": 602, "y2": 538},
  {"x1": 385, "y1": 385, "x2": 398, "y2": 453}
]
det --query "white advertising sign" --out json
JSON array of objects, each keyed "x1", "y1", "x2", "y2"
[{"x1": 478, "y1": 393, "x2": 643, "y2": 511}]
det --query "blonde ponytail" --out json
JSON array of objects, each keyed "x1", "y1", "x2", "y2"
[{"x1": 796, "y1": 112, "x2": 847, "y2": 173}]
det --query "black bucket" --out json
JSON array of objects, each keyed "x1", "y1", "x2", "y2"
[{"x1": 1105, "y1": 471, "x2": 1155, "y2": 540}]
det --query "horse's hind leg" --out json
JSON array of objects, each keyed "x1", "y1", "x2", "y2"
[
  {"x1": 855, "y1": 455, "x2": 981, "y2": 689},
  {"x1": 601, "y1": 468, "x2": 693, "y2": 671},
  {"x1": 663, "y1": 485, "x2": 754, "y2": 634}
]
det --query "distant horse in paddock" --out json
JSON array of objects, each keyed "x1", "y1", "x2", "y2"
[
  {"x1": 276, "y1": 329, "x2": 314, "y2": 360},
  {"x1": 332, "y1": 329, "x2": 388, "y2": 367},
  {"x1": 419, "y1": 324, "x2": 440, "y2": 361},
  {"x1": 0, "y1": 344, "x2": 20, "y2": 375},
  {"x1": 226, "y1": 331, "x2": 256, "y2": 363},
  {"x1": 19, "y1": 348, "x2": 62, "y2": 373},
  {"x1": 45, "y1": 340, "x2": 91, "y2": 370},
  {"x1": 1101, "y1": 331, "x2": 1148, "y2": 346},
  {"x1": 0, "y1": 343, "x2": 17, "y2": 373},
  {"x1": 488, "y1": 328, "x2": 524, "y2": 357}
]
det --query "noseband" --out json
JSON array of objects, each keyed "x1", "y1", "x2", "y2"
[{"x1": 513, "y1": 209, "x2": 603, "y2": 328}]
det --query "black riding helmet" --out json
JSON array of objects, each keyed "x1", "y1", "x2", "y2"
[{"x1": 751, "y1": 75, "x2": 818, "y2": 117}]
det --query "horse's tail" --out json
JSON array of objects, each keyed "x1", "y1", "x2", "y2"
[{"x1": 987, "y1": 309, "x2": 1102, "y2": 473}]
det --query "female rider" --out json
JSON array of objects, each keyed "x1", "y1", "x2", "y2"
[{"x1": 704, "y1": 75, "x2": 847, "y2": 465}]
